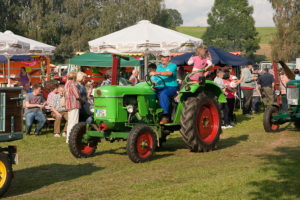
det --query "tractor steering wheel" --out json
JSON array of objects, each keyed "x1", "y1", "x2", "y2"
[
  {"x1": 146, "y1": 75, "x2": 166, "y2": 88},
  {"x1": 145, "y1": 74, "x2": 153, "y2": 86}
]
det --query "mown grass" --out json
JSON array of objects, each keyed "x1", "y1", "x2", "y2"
[
  {"x1": 2, "y1": 111, "x2": 300, "y2": 199},
  {"x1": 176, "y1": 26, "x2": 277, "y2": 44}
]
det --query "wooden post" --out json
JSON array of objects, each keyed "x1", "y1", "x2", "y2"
[
  {"x1": 272, "y1": 61, "x2": 280, "y2": 106},
  {"x1": 111, "y1": 54, "x2": 119, "y2": 85},
  {"x1": 46, "y1": 57, "x2": 50, "y2": 81}
]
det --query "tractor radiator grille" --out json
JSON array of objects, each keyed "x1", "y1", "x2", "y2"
[{"x1": 287, "y1": 88, "x2": 299, "y2": 99}]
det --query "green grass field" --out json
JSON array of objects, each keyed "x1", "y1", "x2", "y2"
[
  {"x1": 2, "y1": 111, "x2": 300, "y2": 199},
  {"x1": 176, "y1": 26, "x2": 277, "y2": 44}
]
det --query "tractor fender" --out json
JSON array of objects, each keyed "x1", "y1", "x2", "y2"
[
  {"x1": 180, "y1": 80, "x2": 227, "y2": 103},
  {"x1": 203, "y1": 80, "x2": 227, "y2": 103}
]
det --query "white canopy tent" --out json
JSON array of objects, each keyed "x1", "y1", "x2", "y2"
[
  {"x1": 88, "y1": 20, "x2": 203, "y2": 75},
  {"x1": 0, "y1": 32, "x2": 30, "y2": 86},
  {"x1": 0, "y1": 31, "x2": 56, "y2": 86}
]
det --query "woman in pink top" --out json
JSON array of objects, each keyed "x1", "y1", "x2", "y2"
[
  {"x1": 280, "y1": 70, "x2": 289, "y2": 112},
  {"x1": 188, "y1": 45, "x2": 213, "y2": 81}
]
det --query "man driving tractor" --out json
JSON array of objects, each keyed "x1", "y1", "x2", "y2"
[{"x1": 150, "y1": 50, "x2": 178, "y2": 125}]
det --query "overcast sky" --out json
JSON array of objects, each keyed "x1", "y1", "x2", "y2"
[{"x1": 165, "y1": 0, "x2": 275, "y2": 27}]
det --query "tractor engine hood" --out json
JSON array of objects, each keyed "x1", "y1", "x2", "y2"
[{"x1": 94, "y1": 83, "x2": 155, "y2": 98}]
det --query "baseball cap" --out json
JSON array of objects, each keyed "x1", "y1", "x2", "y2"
[{"x1": 160, "y1": 50, "x2": 171, "y2": 57}]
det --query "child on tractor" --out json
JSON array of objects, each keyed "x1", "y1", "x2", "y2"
[{"x1": 187, "y1": 45, "x2": 213, "y2": 81}]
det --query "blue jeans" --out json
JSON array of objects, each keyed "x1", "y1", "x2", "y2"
[
  {"x1": 155, "y1": 87, "x2": 178, "y2": 115},
  {"x1": 25, "y1": 111, "x2": 46, "y2": 134}
]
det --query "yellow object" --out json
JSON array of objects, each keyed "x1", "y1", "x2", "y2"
[
  {"x1": 25, "y1": 67, "x2": 32, "y2": 72},
  {"x1": 0, "y1": 160, "x2": 7, "y2": 188}
]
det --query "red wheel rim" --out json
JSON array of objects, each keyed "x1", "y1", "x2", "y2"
[
  {"x1": 196, "y1": 102, "x2": 219, "y2": 143},
  {"x1": 270, "y1": 110, "x2": 279, "y2": 131},
  {"x1": 136, "y1": 132, "x2": 153, "y2": 158},
  {"x1": 78, "y1": 127, "x2": 95, "y2": 154}
]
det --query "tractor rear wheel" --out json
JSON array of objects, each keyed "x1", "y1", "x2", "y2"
[
  {"x1": 263, "y1": 106, "x2": 280, "y2": 132},
  {"x1": 69, "y1": 122, "x2": 98, "y2": 158},
  {"x1": 126, "y1": 124, "x2": 157, "y2": 163},
  {"x1": 0, "y1": 153, "x2": 12, "y2": 197},
  {"x1": 180, "y1": 93, "x2": 221, "y2": 152}
]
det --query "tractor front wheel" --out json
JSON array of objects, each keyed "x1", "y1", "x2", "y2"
[
  {"x1": 69, "y1": 122, "x2": 98, "y2": 158},
  {"x1": 126, "y1": 124, "x2": 157, "y2": 163},
  {"x1": 263, "y1": 106, "x2": 280, "y2": 132},
  {"x1": 0, "y1": 153, "x2": 12, "y2": 197},
  {"x1": 180, "y1": 93, "x2": 221, "y2": 152}
]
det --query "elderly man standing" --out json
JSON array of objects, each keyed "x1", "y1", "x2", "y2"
[
  {"x1": 65, "y1": 71, "x2": 80, "y2": 144},
  {"x1": 150, "y1": 51, "x2": 178, "y2": 124}
]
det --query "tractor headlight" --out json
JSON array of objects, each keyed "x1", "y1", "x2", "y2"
[{"x1": 127, "y1": 105, "x2": 134, "y2": 113}]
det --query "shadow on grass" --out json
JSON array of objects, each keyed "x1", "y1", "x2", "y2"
[
  {"x1": 94, "y1": 145, "x2": 174, "y2": 161},
  {"x1": 218, "y1": 134, "x2": 249, "y2": 150},
  {"x1": 6, "y1": 163, "x2": 103, "y2": 197},
  {"x1": 157, "y1": 136, "x2": 186, "y2": 152},
  {"x1": 94, "y1": 146, "x2": 127, "y2": 156},
  {"x1": 278, "y1": 122, "x2": 298, "y2": 132},
  {"x1": 248, "y1": 147, "x2": 300, "y2": 200},
  {"x1": 235, "y1": 113, "x2": 251, "y2": 124}
]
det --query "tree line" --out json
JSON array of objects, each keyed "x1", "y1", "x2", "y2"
[
  {"x1": 203, "y1": 0, "x2": 299, "y2": 62},
  {"x1": 1, "y1": 0, "x2": 298, "y2": 63},
  {"x1": 0, "y1": 0, "x2": 183, "y2": 63}
]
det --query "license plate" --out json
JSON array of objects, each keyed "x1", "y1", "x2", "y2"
[{"x1": 96, "y1": 109, "x2": 106, "y2": 118}]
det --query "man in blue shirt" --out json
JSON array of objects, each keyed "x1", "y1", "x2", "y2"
[
  {"x1": 150, "y1": 51, "x2": 178, "y2": 124},
  {"x1": 258, "y1": 68, "x2": 275, "y2": 108}
]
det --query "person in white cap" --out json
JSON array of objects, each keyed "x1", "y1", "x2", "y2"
[{"x1": 150, "y1": 50, "x2": 178, "y2": 124}]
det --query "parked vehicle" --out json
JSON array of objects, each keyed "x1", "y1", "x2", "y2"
[
  {"x1": 263, "y1": 61, "x2": 300, "y2": 132},
  {"x1": 0, "y1": 87, "x2": 23, "y2": 196}
]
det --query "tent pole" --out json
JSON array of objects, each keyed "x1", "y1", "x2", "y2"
[
  {"x1": 2, "y1": 63, "x2": 5, "y2": 83},
  {"x1": 6, "y1": 55, "x2": 11, "y2": 86},
  {"x1": 144, "y1": 54, "x2": 148, "y2": 78}
]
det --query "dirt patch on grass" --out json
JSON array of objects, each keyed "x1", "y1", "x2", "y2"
[{"x1": 253, "y1": 132, "x2": 291, "y2": 156}]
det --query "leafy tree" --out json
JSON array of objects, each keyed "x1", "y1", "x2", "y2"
[
  {"x1": 1, "y1": 0, "x2": 183, "y2": 63},
  {"x1": 268, "y1": 0, "x2": 300, "y2": 62},
  {"x1": 166, "y1": 9, "x2": 183, "y2": 27},
  {"x1": 202, "y1": 0, "x2": 260, "y2": 58},
  {"x1": 96, "y1": 0, "x2": 165, "y2": 36}
]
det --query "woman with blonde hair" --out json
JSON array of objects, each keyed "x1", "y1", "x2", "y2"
[{"x1": 188, "y1": 45, "x2": 213, "y2": 81}]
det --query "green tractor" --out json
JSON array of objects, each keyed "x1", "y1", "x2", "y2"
[
  {"x1": 69, "y1": 54, "x2": 226, "y2": 163},
  {"x1": 263, "y1": 61, "x2": 300, "y2": 132}
]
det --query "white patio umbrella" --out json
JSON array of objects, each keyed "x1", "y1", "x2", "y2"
[
  {"x1": 0, "y1": 30, "x2": 56, "y2": 86},
  {"x1": 0, "y1": 32, "x2": 30, "y2": 86},
  {"x1": 3, "y1": 30, "x2": 55, "y2": 56},
  {"x1": 88, "y1": 20, "x2": 203, "y2": 75}
]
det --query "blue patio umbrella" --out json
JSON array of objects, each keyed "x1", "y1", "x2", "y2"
[{"x1": 171, "y1": 46, "x2": 254, "y2": 66}]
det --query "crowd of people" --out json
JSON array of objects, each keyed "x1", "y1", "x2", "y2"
[
  {"x1": 19, "y1": 45, "x2": 298, "y2": 140},
  {"x1": 22, "y1": 71, "x2": 95, "y2": 144}
]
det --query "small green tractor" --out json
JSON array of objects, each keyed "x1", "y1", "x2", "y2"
[
  {"x1": 0, "y1": 87, "x2": 23, "y2": 196},
  {"x1": 69, "y1": 54, "x2": 226, "y2": 163},
  {"x1": 263, "y1": 61, "x2": 300, "y2": 132}
]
